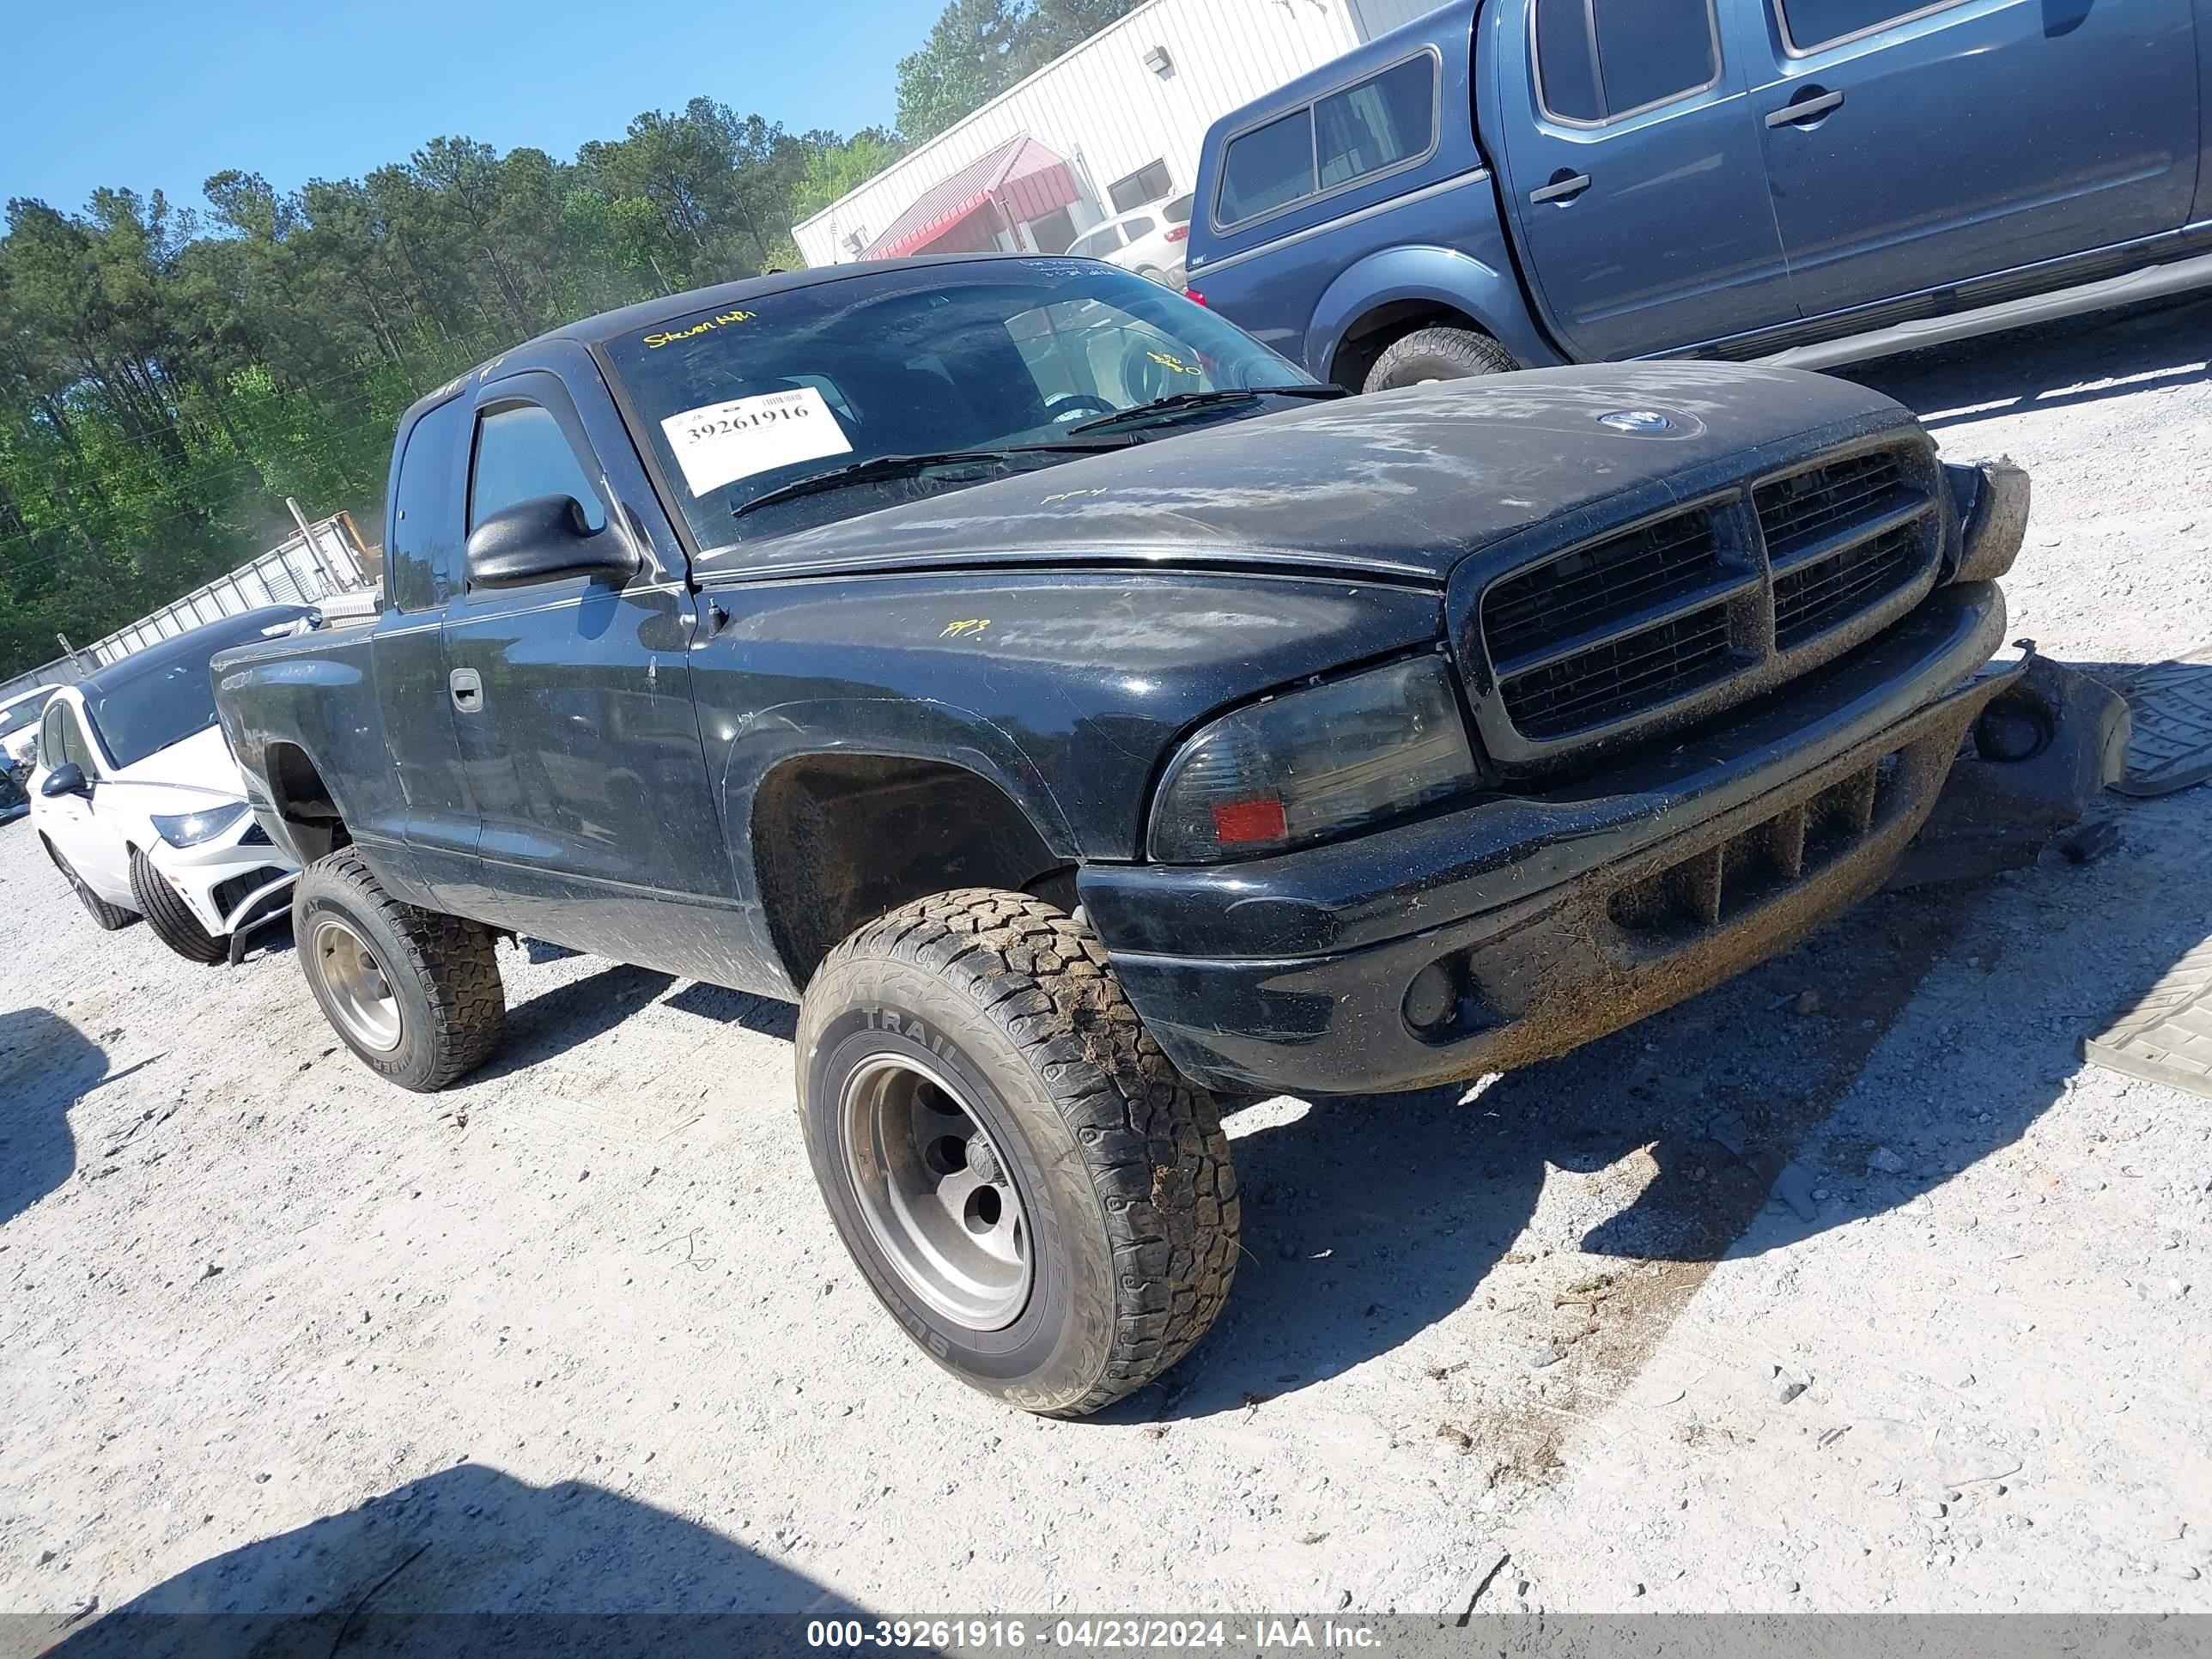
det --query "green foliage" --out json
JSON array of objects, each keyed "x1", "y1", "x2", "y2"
[
  {"x1": 896, "y1": 0, "x2": 1144, "y2": 142},
  {"x1": 0, "y1": 101, "x2": 863, "y2": 678}
]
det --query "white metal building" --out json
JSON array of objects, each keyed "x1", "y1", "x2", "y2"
[{"x1": 791, "y1": 0, "x2": 1439, "y2": 267}]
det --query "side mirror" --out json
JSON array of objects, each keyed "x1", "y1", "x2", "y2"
[
  {"x1": 465, "y1": 495, "x2": 640, "y2": 590},
  {"x1": 40, "y1": 762, "x2": 88, "y2": 799}
]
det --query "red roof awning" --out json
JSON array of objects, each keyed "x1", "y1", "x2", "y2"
[{"x1": 862, "y1": 136, "x2": 1080, "y2": 261}]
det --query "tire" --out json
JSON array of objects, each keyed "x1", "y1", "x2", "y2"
[
  {"x1": 1363, "y1": 325, "x2": 1519, "y2": 392},
  {"x1": 796, "y1": 889, "x2": 1238, "y2": 1416},
  {"x1": 129, "y1": 846, "x2": 228, "y2": 964},
  {"x1": 293, "y1": 848, "x2": 504, "y2": 1091},
  {"x1": 45, "y1": 837, "x2": 137, "y2": 931}
]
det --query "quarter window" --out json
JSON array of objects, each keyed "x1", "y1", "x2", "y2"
[
  {"x1": 43, "y1": 702, "x2": 91, "y2": 773},
  {"x1": 1777, "y1": 0, "x2": 1936, "y2": 51},
  {"x1": 1316, "y1": 54, "x2": 1437, "y2": 189},
  {"x1": 386, "y1": 397, "x2": 467, "y2": 612},
  {"x1": 468, "y1": 404, "x2": 606, "y2": 533},
  {"x1": 1535, "y1": 0, "x2": 1719, "y2": 124}
]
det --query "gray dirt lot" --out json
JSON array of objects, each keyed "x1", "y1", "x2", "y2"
[{"x1": 2, "y1": 299, "x2": 2209, "y2": 1638}]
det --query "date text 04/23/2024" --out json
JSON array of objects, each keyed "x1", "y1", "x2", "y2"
[{"x1": 805, "y1": 1618, "x2": 1384, "y2": 1650}]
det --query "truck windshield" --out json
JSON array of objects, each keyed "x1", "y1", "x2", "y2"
[{"x1": 603, "y1": 261, "x2": 1317, "y2": 544}]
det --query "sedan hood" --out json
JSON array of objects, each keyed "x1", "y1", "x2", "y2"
[
  {"x1": 706, "y1": 364, "x2": 1919, "y2": 586},
  {"x1": 106, "y1": 724, "x2": 246, "y2": 799}
]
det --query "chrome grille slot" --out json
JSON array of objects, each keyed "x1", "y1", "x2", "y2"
[
  {"x1": 1483, "y1": 508, "x2": 1730, "y2": 665},
  {"x1": 1773, "y1": 522, "x2": 1923, "y2": 649},
  {"x1": 1500, "y1": 604, "x2": 1735, "y2": 740}
]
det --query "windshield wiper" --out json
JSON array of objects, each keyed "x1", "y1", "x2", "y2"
[
  {"x1": 1068, "y1": 384, "x2": 1349, "y2": 434},
  {"x1": 732, "y1": 441, "x2": 1128, "y2": 520}
]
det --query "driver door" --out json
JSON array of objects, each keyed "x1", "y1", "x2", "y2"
[
  {"x1": 437, "y1": 366, "x2": 741, "y2": 977},
  {"x1": 38, "y1": 699, "x2": 128, "y2": 898}
]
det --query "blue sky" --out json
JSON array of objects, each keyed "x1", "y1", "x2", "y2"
[{"x1": 1, "y1": 0, "x2": 922, "y2": 216}]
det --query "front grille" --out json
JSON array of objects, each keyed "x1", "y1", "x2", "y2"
[
  {"x1": 1471, "y1": 441, "x2": 1943, "y2": 757},
  {"x1": 1774, "y1": 523, "x2": 1923, "y2": 649},
  {"x1": 1754, "y1": 450, "x2": 1911, "y2": 562},
  {"x1": 1501, "y1": 605, "x2": 1735, "y2": 740},
  {"x1": 1483, "y1": 509, "x2": 1729, "y2": 666}
]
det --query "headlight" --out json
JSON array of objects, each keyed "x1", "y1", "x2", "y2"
[
  {"x1": 151, "y1": 801, "x2": 250, "y2": 848},
  {"x1": 1147, "y1": 656, "x2": 1480, "y2": 863}
]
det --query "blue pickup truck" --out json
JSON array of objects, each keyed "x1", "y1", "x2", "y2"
[{"x1": 1185, "y1": 0, "x2": 2212, "y2": 389}]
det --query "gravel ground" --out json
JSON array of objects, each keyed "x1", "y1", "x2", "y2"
[{"x1": 3, "y1": 298, "x2": 2209, "y2": 1640}]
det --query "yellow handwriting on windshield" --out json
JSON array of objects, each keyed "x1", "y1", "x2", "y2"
[{"x1": 642, "y1": 310, "x2": 757, "y2": 349}]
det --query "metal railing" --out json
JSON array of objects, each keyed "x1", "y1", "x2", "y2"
[{"x1": 0, "y1": 507, "x2": 378, "y2": 706}]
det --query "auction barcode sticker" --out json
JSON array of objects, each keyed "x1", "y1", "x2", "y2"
[{"x1": 662, "y1": 386, "x2": 854, "y2": 497}]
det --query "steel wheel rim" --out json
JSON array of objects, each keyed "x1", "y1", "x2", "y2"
[
  {"x1": 840, "y1": 1053, "x2": 1032, "y2": 1331},
  {"x1": 309, "y1": 915, "x2": 403, "y2": 1053}
]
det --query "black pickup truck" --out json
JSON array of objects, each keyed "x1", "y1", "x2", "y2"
[{"x1": 215, "y1": 254, "x2": 2052, "y2": 1415}]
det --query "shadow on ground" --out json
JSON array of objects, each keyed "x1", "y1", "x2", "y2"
[
  {"x1": 1842, "y1": 292, "x2": 2212, "y2": 428},
  {"x1": 474, "y1": 964, "x2": 678, "y2": 1081},
  {"x1": 0, "y1": 1007, "x2": 114, "y2": 1226},
  {"x1": 47, "y1": 1462, "x2": 869, "y2": 1659}
]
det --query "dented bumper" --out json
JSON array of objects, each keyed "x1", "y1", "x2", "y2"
[{"x1": 1084, "y1": 582, "x2": 2016, "y2": 1097}]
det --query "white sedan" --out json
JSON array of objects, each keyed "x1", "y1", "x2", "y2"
[{"x1": 29, "y1": 606, "x2": 313, "y2": 963}]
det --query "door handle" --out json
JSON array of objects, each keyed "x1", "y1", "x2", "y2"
[
  {"x1": 1767, "y1": 87, "x2": 1845, "y2": 127},
  {"x1": 1529, "y1": 170, "x2": 1592, "y2": 205},
  {"x1": 448, "y1": 667, "x2": 483, "y2": 713}
]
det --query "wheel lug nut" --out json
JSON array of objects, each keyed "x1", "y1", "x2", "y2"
[{"x1": 967, "y1": 1138, "x2": 1002, "y2": 1186}]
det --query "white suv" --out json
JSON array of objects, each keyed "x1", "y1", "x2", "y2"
[
  {"x1": 30, "y1": 607, "x2": 312, "y2": 963},
  {"x1": 1065, "y1": 193, "x2": 1194, "y2": 288}
]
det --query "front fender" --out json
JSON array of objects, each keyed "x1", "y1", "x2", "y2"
[
  {"x1": 1307, "y1": 244, "x2": 1562, "y2": 385},
  {"x1": 713, "y1": 696, "x2": 1082, "y2": 867}
]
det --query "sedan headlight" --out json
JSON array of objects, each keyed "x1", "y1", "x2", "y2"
[
  {"x1": 151, "y1": 801, "x2": 250, "y2": 848},
  {"x1": 1148, "y1": 657, "x2": 1480, "y2": 863}
]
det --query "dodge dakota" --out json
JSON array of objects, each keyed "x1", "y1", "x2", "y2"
[{"x1": 215, "y1": 255, "x2": 2053, "y2": 1413}]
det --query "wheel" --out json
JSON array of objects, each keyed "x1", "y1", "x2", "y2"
[
  {"x1": 129, "y1": 846, "x2": 228, "y2": 964},
  {"x1": 44, "y1": 837, "x2": 137, "y2": 931},
  {"x1": 1363, "y1": 326, "x2": 1518, "y2": 392},
  {"x1": 796, "y1": 890, "x2": 1239, "y2": 1416},
  {"x1": 293, "y1": 848, "x2": 504, "y2": 1091},
  {"x1": 1134, "y1": 264, "x2": 1166, "y2": 285}
]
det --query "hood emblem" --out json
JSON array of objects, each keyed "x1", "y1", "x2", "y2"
[{"x1": 1597, "y1": 409, "x2": 1677, "y2": 434}]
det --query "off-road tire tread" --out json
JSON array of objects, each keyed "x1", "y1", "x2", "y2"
[
  {"x1": 1364, "y1": 325, "x2": 1518, "y2": 392},
  {"x1": 129, "y1": 846, "x2": 228, "y2": 964},
  {"x1": 815, "y1": 888, "x2": 1239, "y2": 1416},
  {"x1": 301, "y1": 848, "x2": 504, "y2": 1090},
  {"x1": 45, "y1": 837, "x2": 137, "y2": 931}
]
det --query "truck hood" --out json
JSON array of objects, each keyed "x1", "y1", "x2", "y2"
[{"x1": 704, "y1": 363, "x2": 1918, "y2": 587}]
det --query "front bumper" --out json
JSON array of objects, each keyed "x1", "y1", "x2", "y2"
[
  {"x1": 1080, "y1": 582, "x2": 2015, "y2": 1097},
  {"x1": 145, "y1": 825, "x2": 299, "y2": 939}
]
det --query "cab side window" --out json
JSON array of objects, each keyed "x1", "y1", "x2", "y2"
[
  {"x1": 468, "y1": 404, "x2": 606, "y2": 532},
  {"x1": 387, "y1": 397, "x2": 467, "y2": 613},
  {"x1": 1535, "y1": 0, "x2": 1720, "y2": 124}
]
